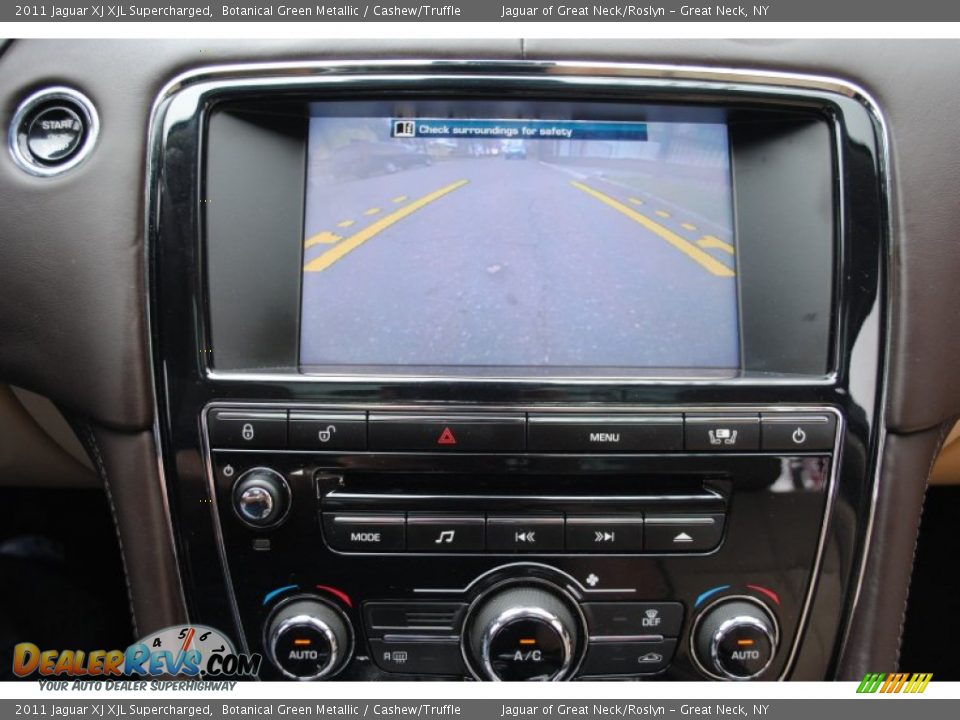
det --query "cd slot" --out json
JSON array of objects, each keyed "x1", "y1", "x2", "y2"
[{"x1": 318, "y1": 472, "x2": 728, "y2": 515}]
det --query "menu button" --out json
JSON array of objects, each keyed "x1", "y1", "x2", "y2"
[{"x1": 527, "y1": 415, "x2": 683, "y2": 453}]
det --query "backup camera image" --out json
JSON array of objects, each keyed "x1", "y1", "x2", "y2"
[{"x1": 300, "y1": 114, "x2": 739, "y2": 369}]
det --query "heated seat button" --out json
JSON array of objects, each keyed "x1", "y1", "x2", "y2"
[
  {"x1": 565, "y1": 517, "x2": 643, "y2": 552},
  {"x1": 207, "y1": 409, "x2": 287, "y2": 449},
  {"x1": 368, "y1": 414, "x2": 525, "y2": 452},
  {"x1": 288, "y1": 412, "x2": 366, "y2": 450},
  {"x1": 322, "y1": 513, "x2": 405, "y2": 552},
  {"x1": 369, "y1": 638, "x2": 467, "y2": 676},
  {"x1": 644, "y1": 514, "x2": 725, "y2": 552},
  {"x1": 580, "y1": 639, "x2": 677, "y2": 676},
  {"x1": 406, "y1": 514, "x2": 485, "y2": 552},
  {"x1": 761, "y1": 414, "x2": 837, "y2": 452},
  {"x1": 685, "y1": 415, "x2": 760, "y2": 452},
  {"x1": 583, "y1": 602, "x2": 684, "y2": 637},
  {"x1": 486, "y1": 516, "x2": 564, "y2": 552},
  {"x1": 528, "y1": 415, "x2": 682, "y2": 453}
]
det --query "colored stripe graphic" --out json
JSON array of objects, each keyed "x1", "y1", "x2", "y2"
[{"x1": 857, "y1": 672, "x2": 932, "y2": 693}]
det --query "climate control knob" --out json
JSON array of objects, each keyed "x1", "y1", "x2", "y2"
[
  {"x1": 265, "y1": 597, "x2": 353, "y2": 680},
  {"x1": 232, "y1": 467, "x2": 290, "y2": 527},
  {"x1": 692, "y1": 598, "x2": 778, "y2": 680},
  {"x1": 466, "y1": 585, "x2": 581, "y2": 681}
]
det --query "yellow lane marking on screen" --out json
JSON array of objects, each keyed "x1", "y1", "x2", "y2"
[
  {"x1": 392, "y1": 195, "x2": 408, "y2": 203},
  {"x1": 363, "y1": 207, "x2": 382, "y2": 216},
  {"x1": 569, "y1": 181, "x2": 735, "y2": 278},
  {"x1": 336, "y1": 219, "x2": 355, "y2": 228},
  {"x1": 654, "y1": 209, "x2": 671, "y2": 218},
  {"x1": 304, "y1": 180, "x2": 469, "y2": 273},
  {"x1": 681, "y1": 222, "x2": 698, "y2": 232},
  {"x1": 697, "y1": 235, "x2": 735, "y2": 255},
  {"x1": 304, "y1": 231, "x2": 343, "y2": 248},
  {"x1": 628, "y1": 197, "x2": 644, "y2": 206}
]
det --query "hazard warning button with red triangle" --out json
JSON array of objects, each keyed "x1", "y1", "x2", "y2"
[{"x1": 367, "y1": 414, "x2": 526, "y2": 452}]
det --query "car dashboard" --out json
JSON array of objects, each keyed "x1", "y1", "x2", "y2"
[{"x1": 1, "y1": 39, "x2": 958, "y2": 682}]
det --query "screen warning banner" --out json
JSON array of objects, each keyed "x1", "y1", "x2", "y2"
[{"x1": 390, "y1": 119, "x2": 650, "y2": 142}]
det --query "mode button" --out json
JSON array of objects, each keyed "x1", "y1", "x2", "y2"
[{"x1": 322, "y1": 514, "x2": 405, "y2": 552}]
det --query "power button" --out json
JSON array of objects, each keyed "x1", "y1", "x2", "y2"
[
  {"x1": 760, "y1": 414, "x2": 837, "y2": 452},
  {"x1": 27, "y1": 106, "x2": 85, "y2": 164},
  {"x1": 9, "y1": 87, "x2": 99, "y2": 176}
]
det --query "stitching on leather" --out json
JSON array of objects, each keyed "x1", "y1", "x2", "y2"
[
  {"x1": 78, "y1": 421, "x2": 140, "y2": 639},
  {"x1": 894, "y1": 420, "x2": 953, "y2": 669}
]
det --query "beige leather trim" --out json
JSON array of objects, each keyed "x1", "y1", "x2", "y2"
[
  {"x1": 0, "y1": 384, "x2": 97, "y2": 488},
  {"x1": 930, "y1": 420, "x2": 960, "y2": 485}
]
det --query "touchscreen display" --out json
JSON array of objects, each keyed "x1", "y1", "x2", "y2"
[{"x1": 300, "y1": 111, "x2": 739, "y2": 371}]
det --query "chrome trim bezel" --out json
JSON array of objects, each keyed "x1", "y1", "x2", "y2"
[
  {"x1": 690, "y1": 594, "x2": 781, "y2": 681},
  {"x1": 231, "y1": 466, "x2": 292, "y2": 529},
  {"x1": 8, "y1": 86, "x2": 99, "y2": 177},
  {"x1": 263, "y1": 595, "x2": 354, "y2": 681},
  {"x1": 711, "y1": 615, "x2": 776, "y2": 681},
  {"x1": 144, "y1": 59, "x2": 887, "y2": 680},
  {"x1": 268, "y1": 615, "x2": 338, "y2": 681},
  {"x1": 462, "y1": 578, "x2": 586, "y2": 682},
  {"x1": 149, "y1": 58, "x2": 887, "y2": 389}
]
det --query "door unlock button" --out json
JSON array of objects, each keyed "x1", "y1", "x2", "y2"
[{"x1": 289, "y1": 412, "x2": 367, "y2": 450}]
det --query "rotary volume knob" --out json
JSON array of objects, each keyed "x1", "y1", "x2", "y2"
[
  {"x1": 265, "y1": 597, "x2": 353, "y2": 680},
  {"x1": 466, "y1": 585, "x2": 582, "y2": 681},
  {"x1": 231, "y1": 467, "x2": 291, "y2": 527},
  {"x1": 692, "y1": 598, "x2": 779, "y2": 680}
]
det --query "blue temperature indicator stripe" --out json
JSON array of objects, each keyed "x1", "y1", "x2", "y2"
[
  {"x1": 695, "y1": 585, "x2": 731, "y2": 608},
  {"x1": 263, "y1": 584, "x2": 299, "y2": 606}
]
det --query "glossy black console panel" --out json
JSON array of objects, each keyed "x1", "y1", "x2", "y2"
[
  {"x1": 207, "y1": 419, "x2": 834, "y2": 680},
  {"x1": 149, "y1": 62, "x2": 887, "y2": 680}
]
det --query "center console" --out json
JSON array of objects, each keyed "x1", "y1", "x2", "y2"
[{"x1": 149, "y1": 62, "x2": 887, "y2": 681}]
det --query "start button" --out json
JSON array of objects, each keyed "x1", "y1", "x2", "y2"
[
  {"x1": 27, "y1": 105, "x2": 85, "y2": 164},
  {"x1": 9, "y1": 87, "x2": 98, "y2": 176}
]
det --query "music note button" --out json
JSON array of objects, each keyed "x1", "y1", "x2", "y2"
[{"x1": 406, "y1": 514, "x2": 485, "y2": 552}]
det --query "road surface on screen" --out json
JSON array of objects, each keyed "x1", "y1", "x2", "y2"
[{"x1": 299, "y1": 117, "x2": 739, "y2": 370}]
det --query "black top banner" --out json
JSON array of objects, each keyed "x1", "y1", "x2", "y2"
[{"x1": 5, "y1": 0, "x2": 960, "y2": 22}]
